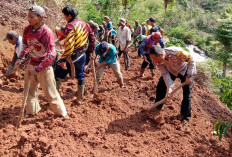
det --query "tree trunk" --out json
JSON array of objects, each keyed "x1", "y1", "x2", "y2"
[
  {"x1": 163, "y1": 7, "x2": 167, "y2": 30},
  {"x1": 223, "y1": 62, "x2": 227, "y2": 77},
  {"x1": 190, "y1": 0, "x2": 193, "y2": 18}
]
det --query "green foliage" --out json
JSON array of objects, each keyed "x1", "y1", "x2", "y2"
[
  {"x1": 84, "y1": 2, "x2": 102, "y2": 24},
  {"x1": 165, "y1": 37, "x2": 189, "y2": 51},
  {"x1": 201, "y1": 0, "x2": 219, "y2": 12},
  {"x1": 216, "y1": 20, "x2": 232, "y2": 47},
  {"x1": 213, "y1": 121, "x2": 232, "y2": 142},
  {"x1": 167, "y1": 26, "x2": 196, "y2": 44}
]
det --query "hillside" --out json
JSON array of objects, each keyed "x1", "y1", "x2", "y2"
[{"x1": 0, "y1": 0, "x2": 231, "y2": 157}]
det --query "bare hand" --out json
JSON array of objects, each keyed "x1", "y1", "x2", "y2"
[
  {"x1": 185, "y1": 76, "x2": 192, "y2": 85},
  {"x1": 61, "y1": 62, "x2": 67, "y2": 70}
]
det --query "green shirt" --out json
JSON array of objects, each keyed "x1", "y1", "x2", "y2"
[{"x1": 131, "y1": 34, "x2": 146, "y2": 48}]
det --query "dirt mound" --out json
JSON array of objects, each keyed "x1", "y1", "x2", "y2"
[
  {"x1": 0, "y1": 51, "x2": 231, "y2": 156},
  {"x1": 0, "y1": 1, "x2": 231, "y2": 157}
]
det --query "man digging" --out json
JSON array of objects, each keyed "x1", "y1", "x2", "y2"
[
  {"x1": 17, "y1": 5, "x2": 69, "y2": 118},
  {"x1": 93, "y1": 41, "x2": 124, "y2": 89},
  {"x1": 149, "y1": 45, "x2": 196, "y2": 123}
]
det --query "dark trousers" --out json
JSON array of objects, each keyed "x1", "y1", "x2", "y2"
[
  {"x1": 118, "y1": 47, "x2": 130, "y2": 70},
  {"x1": 55, "y1": 53, "x2": 86, "y2": 82},
  {"x1": 137, "y1": 41, "x2": 142, "y2": 57},
  {"x1": 155, "y1": 72, "x2": 193, "y2": 118},
  {"x1": 141, "y1": 54, "x2": 155, "y2": 69}
]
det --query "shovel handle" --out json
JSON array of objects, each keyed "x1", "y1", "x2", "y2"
[
  {"x1": 149, "y1": 82, "x2": 187, "y2": 110},
  {"x1": 92, "y1": 55, "x2": 98, "y2": 94},
  {"x1": 16, "y1": 78, "x2": 31, "y2": 128}
]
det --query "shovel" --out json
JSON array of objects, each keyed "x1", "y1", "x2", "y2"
[
  {"x1": 92, "y1": 55, "x2": 98, "y2": 94},
  {"x1": 149, "y1": 82, "x2": 187, "y2": 110},
  {"x1": 16, "y1": 77, "x2": 31, "y2": 128}
]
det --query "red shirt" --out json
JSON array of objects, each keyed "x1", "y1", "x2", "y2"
[
  {"x1": 60, "y1": 19, "x2": 96, "y2": 59},
  {"x1": 21, "y1": 24, "x2": 56, "y2": 72}
]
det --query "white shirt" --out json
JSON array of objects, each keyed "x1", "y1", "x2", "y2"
[
  {"x1": 116, "y1": 26, "x2": 131, "y2": 51},
  {"x1": 15, "y1": 36, "x2": 23, "y2": 57}
]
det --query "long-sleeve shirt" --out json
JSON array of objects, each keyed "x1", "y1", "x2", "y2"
[
  {"x1": 11, "y1": 36, "x2": 23, "y2": 67},
  {"x1": 139, "y1": 35, "x2": 165, "y2": 56},
  {"x1": 95, "y1": 43, "x2": 117, "y2": 65},
  {"x1": 130, "y1": 34, "x2": 146, "y2": 48},
  {"x1": 133, "y1": 25, "x2": 142, "y2": 37},
  {"x1": 159, "y1": 46, "x2": 197, "y2": 89},
  {"x1": 60, "y1": 19, "x2": 96, "y2": 59},
  {"x1": 20, "y1": 24, "x2": 56, "y2": 72}
]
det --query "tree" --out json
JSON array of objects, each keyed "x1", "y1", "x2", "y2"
[{"x1": 216, "y1": 19, "x2": 232, "y2": 77}]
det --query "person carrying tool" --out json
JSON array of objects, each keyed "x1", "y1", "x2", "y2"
[
  {"x1": 149, "y1": 45, "x2": 197, "y2": 122},
  {"x1": 139, "y1": 32, "x2": 165, "y2": 77},
  {"x1": 116, "y1": 18, "x2": 131, "y2": 70},
  {"x1": 55, "y1": 5, "x2": 96, "y2": 104},
  {"x1": 16, "y1": 5, "x2": 68, "y2": 118},
  {"x1": 3, "y1": 31, "x2": 23, "y2": 76},
  {"x1": 85, "y1": 20, "x2": 99, "y2": 68},
  {"x1": 94, "y1": 41, "x2": 124, "y2": 88},
  {"x1": 129, "y1": 34, "x2": 146, "y2": 58}
]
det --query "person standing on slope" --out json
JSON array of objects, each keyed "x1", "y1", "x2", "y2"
[
  {"x1": 55, "y1": 5, "x2": 96, "y2": 104},
  {"x1": 150, "y1": 45, "x2": 196, "y2": 122},
  {"x1": 139, "y1": 32, "x2": 165, "y2": 77},
  {"x1": 17, "y1": 5, "x2": 68, "y2": 118}
]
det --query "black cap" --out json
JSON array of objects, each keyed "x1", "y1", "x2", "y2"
[
  {"x1": 3, "y1": 31, "x2": 19, "y2": 41},
  {"x1": 149, "y1": 17, "x2": 156, "y2": 23},
  {"x1": 99, "y1": 41, "x2": 109, "y2": 54}
]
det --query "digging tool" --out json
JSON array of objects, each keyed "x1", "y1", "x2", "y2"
[
  {"x1": 149, "y1": 82, "x2": 187, "y2": 110},
  {"x1": 16, "y1": 76, "x2": 31, "y2": 128},
  {"x1": 67, "y1": 57, "x2": 76, "y2": 79},
  {"x1": 92, "y1": 55, "x2": 98, "y2": 94}
]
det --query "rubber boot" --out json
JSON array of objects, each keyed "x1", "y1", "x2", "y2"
[
  {"x1": 76, "y1": 85, "x2": 85, "y2": 104},
  {"x1": 150, "y1": 69, "x2": 155, "y2": 77},
  {"x1": 140, "y1": 68, "x2": 145, "y2": 77},
  {"x1": 56, "y1": 80, "x2": 60, "y2": 91},
  {"x1": 118, "y1": 77, "x2": 124, "y2": 88}
]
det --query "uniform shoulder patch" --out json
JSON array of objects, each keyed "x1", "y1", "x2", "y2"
[{"x1": 176, "y1": 51, "x2": 191, "y2": 63}]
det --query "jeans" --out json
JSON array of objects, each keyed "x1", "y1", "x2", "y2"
[{"x1": 55, "y1": 52, "x2": 86, "y2": 81}]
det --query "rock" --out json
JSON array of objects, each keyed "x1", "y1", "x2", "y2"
[{"x1": 193, "y1": 47, "x2": 203, "y2": 54}]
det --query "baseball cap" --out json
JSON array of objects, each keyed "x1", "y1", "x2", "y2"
[
  {"x1": 151, "y1": 32, "x2": 162, "y2": 41},
  {"x1": 27, "y1": 5, "x2": 46, "y2": 17},
  {"x1": 118, "y1": 18, "x2": 126, "y2": 25},
  {"x1": 104, "y1": 16, "x2": 110, "y2": 20},
  {"x1": 149, "y1": 17, "x2": 156, "y2": 23},
  {"x1": 99, "y1": 41, "x2": 109, "y2": 54},
  {"x1": 3, "y1": 31, "x2": 19, "y2": 41}
]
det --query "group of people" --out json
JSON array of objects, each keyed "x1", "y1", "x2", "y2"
[{"x1": 3, "y1": 4, "x2": 196, "y2": 123}]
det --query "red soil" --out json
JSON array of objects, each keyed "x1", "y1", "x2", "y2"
[{"x1": 0, "y1": 1, "x2": 231, "y2": 157}]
